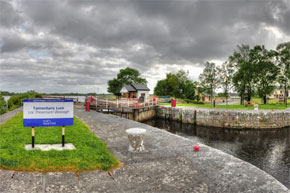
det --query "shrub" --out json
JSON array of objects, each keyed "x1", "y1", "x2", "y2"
[
  {"x1": 7, "y1": 92, "x2": 42, "y2": 111},
  {"x1": 0, "y1": 94, "x2": 7, "y2": 115}
]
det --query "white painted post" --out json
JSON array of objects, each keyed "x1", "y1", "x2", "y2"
[
  {"x1": 117, "y1": 99, "x2": 119, "y2": 108},
  {"x1": 127, "y1": 99, "x2": 129, "y2": 107}
]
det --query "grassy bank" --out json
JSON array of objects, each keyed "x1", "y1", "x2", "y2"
[
  {"x1": 0, "y1": 113, "x2": 119, "y2": 172},
  {"x1": 160, "y1": 103, "x2": 289, "y2": 110}
]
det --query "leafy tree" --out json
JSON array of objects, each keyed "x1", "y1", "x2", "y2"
[
  {"x1": 154, "y1": 79, "x2": 168, "y2": 96},
  {"x1": 154, "y1": 70, "x2": 196, "y2": 99},
  {"x1": 233, "y1": 61, "x2": 256, "y2": 103},
  {"x1": 107, "y1": 67, "x2": 147, "y2": 97},
  {"x1": 276, "y1": 42, "x2": 290, "y2": 105},
  {"x1": 229, "y1": 45, "x2": 251, "y2": 104},
  {"x1": 0, "y1": 94, "x2": 7, "y2": 115},
  {"x1": 154, "y1": 73, "x2": 179, "y2": 97},
  {"x1": 183, "y1": 79, "x2": 197, "y2": 100},
  {"x1": 251, "y1": 46, "x2": 278, "y2": 104},
  {"x1": 199, "y1": 62, "x2": 218, "y2": 104},
  {"x1": 217, "y1": 61, "x2": 234, "y2": 105}
]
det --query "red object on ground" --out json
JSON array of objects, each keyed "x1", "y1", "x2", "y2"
[
  {"x1": 153, "y1": 96, "x2": 157, "y2": 102},
  {"x1": 90, "y1": 96, "x2": 93, "y2": 103},
  {"x1": 171, "y1": 99, "x2": 176, "y2": 107},
  {"x1": 86, "y1": 101, "x2": 90, "y2": 112},
  {"x1": 193, "y1": 145, "x2": 200, "y2": 152}
]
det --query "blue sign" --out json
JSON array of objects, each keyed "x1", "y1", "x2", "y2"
[{"x1": 23, "y1": 99, "x2": 74, "y2": 127}]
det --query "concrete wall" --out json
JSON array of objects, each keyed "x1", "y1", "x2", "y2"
[
  {"x1": 113, "y1": 107, "x2": 155, "y2": 122},
  {"x1": 155, "y1": 106, "x2": 290, "y2": 129}
]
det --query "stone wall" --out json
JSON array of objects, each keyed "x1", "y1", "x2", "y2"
[{"x1": 155, "y1": 106, "x2": 290, "y2": 129}]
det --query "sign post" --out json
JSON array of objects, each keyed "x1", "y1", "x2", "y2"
[
  {"x1": 32, "y1": 127, "x2": 35, "y2": 148},
  {"x1": 23, "y1": 99, "x2": 74, "y2": 148},
  {"x1": 62, "y1": 126, "x2": 65, "y2": 147}
]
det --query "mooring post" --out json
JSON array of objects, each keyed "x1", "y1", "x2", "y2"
[
  {"x1": 32, "y1": 127, "x2": 35, "y2": 148},
  {"x1": 62, "y1": 126, "x2": 65, "y2": 147}
]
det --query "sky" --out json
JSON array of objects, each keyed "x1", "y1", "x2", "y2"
[{"x1": 0, "y1": 0, "x2": 289, "y2": 94}]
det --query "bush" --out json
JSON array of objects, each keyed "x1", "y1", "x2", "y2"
[
  {"x1": 0, "y1": 94, "x2": 7, "y2": 115},
  {"x1": 7, "y1": 92, "x2": 42, "y2": 111}
]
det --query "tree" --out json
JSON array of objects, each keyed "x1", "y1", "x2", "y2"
[
  {"x1": 154, "y1": 79, "x2": 168, "y2": 96},
  {"x1": 154, "y1": 70, "x2": 197, "y2": 99},
  {"x1": 107, "y1": 67, "x2": 147, "y2": 97},
  {"x1": 229, "y1": 45, "x2": 251, "y2": 104},
  {"x1": 183, "y1": 79, "x2": 197, "y2": 100},
  {"x1": 0, "y1": 94, "x2": 7, "y2": 115},
  {"x1": 199, "y1": 62, "x2": 218, "y2": 104},
  {"x1": 251, "y1": 46, "x2": 278, "y2": 104},
  {"x1": 217, "y1": 61, "x2": 234, "y2": 105},
  {"x1": 276, "y1": 42, "x2": 290, "y2": 105},
  {"x1": 154, "y1": 73, "x2": 179, "y2": 97},
  {"x1": 232, "y1": 61, "x2": 256, "y2": 103}
]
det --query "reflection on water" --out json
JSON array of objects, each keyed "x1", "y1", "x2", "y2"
[{"x1": 144, "y1": 118, "x2": 290, "y2": 188}]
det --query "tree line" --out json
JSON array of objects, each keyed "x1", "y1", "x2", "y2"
[
  {"x1": 107, "y1": 42, "x2": 289, "y2": 105},
  {"x1": 200, "y1": 42, "x2": 290, "y2": 105}
]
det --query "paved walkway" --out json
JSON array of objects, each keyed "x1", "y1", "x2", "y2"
[
  {"x1": 0, "y1": 107, "x2": 289, "y2": 192},
  {"x1": 0, "y1": 107, "x2": 22, "y2": 124}
]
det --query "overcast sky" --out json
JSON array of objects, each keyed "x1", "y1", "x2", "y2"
[{"x1": 0, "y1": 0, "x2": 289, "y2": 94}]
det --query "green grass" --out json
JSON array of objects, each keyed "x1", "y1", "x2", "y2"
[
  {"x1": 160, "y1": 103, "x2": 289, "y2": 110},
  {"x1": 251, "y1": 98, "x2": 290, "y2": 105},
  {"x1": 0, "y1": 113, "x2": 120, "y2": 172}
]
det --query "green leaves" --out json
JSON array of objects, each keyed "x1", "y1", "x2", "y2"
[
  {"x1": 107, "y1": 67, "x2": 147, "y2": 96},
  {"x1": 154, "y1": 70, "x2": 197, "y2": 100},
  {"x1": 0, "y1": 94, "x2": 7, "y2": 115}
]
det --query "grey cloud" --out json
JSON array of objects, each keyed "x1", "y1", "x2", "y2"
[
  {"x1": 0, "y1": 0, "x2": 23, "y2": 27},
  {"x1": 0, "y1": 0, "x2": 289, "y2": 93}
]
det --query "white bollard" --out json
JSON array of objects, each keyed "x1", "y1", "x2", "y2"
[
  {"x1": 126, "y1": 128, "x2": 146, "y2": 152},
  {"x1": 254, "y1": 104, "x2": 259, "y2": 111}
]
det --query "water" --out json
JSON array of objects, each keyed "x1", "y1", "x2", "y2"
[{"x1": 144, "y1": 118, "x2": 290, "y2": 189}]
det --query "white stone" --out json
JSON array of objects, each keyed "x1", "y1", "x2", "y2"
[
  {"x1": 126, "y1": 128, "x2": 146, "y2": 135},
  {"x1": 126, "y1": 128, "x2": 146, "y2": 152},
  {"x1": 25, "y1": 143, "x2": 76, "y2": 151}
]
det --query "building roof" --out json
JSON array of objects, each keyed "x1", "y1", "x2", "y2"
[
  {"x1": 123, "y1": 85, "x2": 136, "y2": 92},
  {"x1": 122, "y1": 84, "x2": 150, "y2": 92},
  {"x1": 131, "y1": 83, "x2": 150, "y2": 91}
]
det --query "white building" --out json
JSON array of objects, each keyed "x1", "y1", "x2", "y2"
[{"x1": 120, "y1": 83, "x2": 150, "y2": 101}]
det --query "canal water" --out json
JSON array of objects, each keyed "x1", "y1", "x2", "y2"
[{"x1": 144, "y1": 117, "x2": 290, "y2": 189}]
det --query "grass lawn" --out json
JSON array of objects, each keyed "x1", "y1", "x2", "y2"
[
  {"x1": 0, "y1": 113, "x2": 119, "y2": 172},
  {"x1": 160, "y1": 103, "x2": 289, "y2": 110}
]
